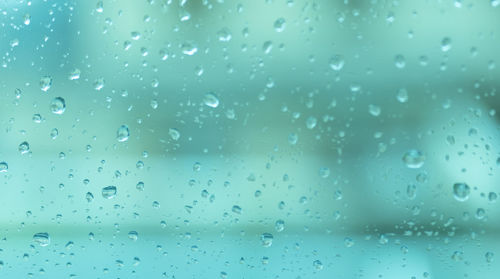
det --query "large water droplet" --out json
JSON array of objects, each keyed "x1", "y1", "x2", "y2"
[
  {"x1": 50, "y1": 97, "x2": 66, "y2": 114},
  {"x1": 102, "y1": 186, "x2": 117, "y2": 199},
  {"x1": 402, "y1": 149, "x2": 425, "y2": 168},
  {"x1": 204, "y1": 92, "x2": 220, "y2": 108},
  {"x1": 231, "y1": 205, "x2": 242, "y2": 214},
  {"x1": 117, "y1": 125, "x2": 130, "y2": 142},
  {"x1": 453, "y1": 183, "x2": 470, "y2": 202},
  {"x1": 40, "y1": 76, "x2": 52, "y2": 92},
  {"x1": 33, "y1": 232, "x2": 50, "y2": 246}
]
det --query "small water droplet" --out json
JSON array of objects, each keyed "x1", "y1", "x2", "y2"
[
  {"x1": 217, "y1": 28, "x2": 232, "y2": 42},
  {"x1": 168, "y1": 128, "x2": 180, "y2": 141},
  {"x1": 313, "y1": 260, "x2": 323, "y2": 270},
  {"x1": 329, "y1": 55, "x2": 345, "y2": 71},
  {"x1": 263, "y1": 41, "x2": 273, "y2": 54},
  {"x1": 274, "y1": 18, "x2": 286, "y2": 32},
  {"x1": 396, "y1": 88, "x2": 408, "y2": 103},
  {"x1": 368, "y1": 104, "x2": 381, "y2": 116},
  {"x1": 402, "y1": 149, "x2": 425, "y2": 168},
  {"x1": 319, "y1": 167, "x2": 330, "y2": 178},
  {"x1": 86, "y1": 192, "x2": 94, "y2": 202},
  {"x1": 344, "y1": 237, "x2": 355, "y2": 247},
  {"x1": 275, "y1": 220, "x2": 285, "y2": 232},
  {"x1": 23, "y1": 13, "x2": 31, "y2": 25},
  {"x1": 232, "y1": 205, "x2": 242, "y2": 214},
  {"x1": 128, "y1": 231, "x2": 138, "y2": 241},
  {"x1": 394, "y1": 55, "x2": 406, "y2": 69},
  {"x1": 18, "y1": 141, "x2": 30, "y2": 154},
  {"x1": 203, "y1": 92, "x2": 220, "y2": 108},
  {"x1": 0, "y1": 162, "x2": 8, "y2": 172},
  {"x1": 96, "y1": 1, "x2": 104, "y2": 13},
  {"x1": 453, "y1": 183, "x2": 470, "y2": 202},
  {"x1": 69, "y1": 69, "x2": 80, "y2": 80},
  {"x1": 181, "y1": 42, "x2": 198, "y2": 56},
  {"x1": 260, "y1": 233, "x2": 273, "y2": 247},
  {"x1": 50, "y1": 128, "x2": 59, "y2": 139},
  {"x1": 40, "y1": 76, "x2": 52, "y2": 92},
  {"x1": 33, "y1": 232, "x2": 50, "y2": 246},
  {"x1": 441, "y1": 37, "x2": 452, "y2": 52},
  {"x1": 486, "y1": 251, "x2": 495, "y2": 263},
  {"x1": 288, "y1": 133, "x2": 298, "y2": 145},
  {"x1": 488, "y1": 192, "x2": 497, "y2": 202},
  {"x1": 116, "y1": 125, "x2": 130, "y2": 142},
  {"x1": 102, "y1": 186, "x2": 117, "y2": 199},
  {"x1": 50, "y1": 97, "x2": 66, "y2": 115}
]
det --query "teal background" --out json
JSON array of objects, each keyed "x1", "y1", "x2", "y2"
[{"x1": 0, "y1": 0, "x2": 500, "y2": 278}]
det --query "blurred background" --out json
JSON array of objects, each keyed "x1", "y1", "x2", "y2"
[{"x1": 0, "y1": 0, "x2": 500, "y2": 278}]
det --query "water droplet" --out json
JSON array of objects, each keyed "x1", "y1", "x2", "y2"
[
  {"x1": 263, "y1": 41, "x2": 273, "y2": 54},
  {"x1": 69, "y1": 69, "x2": 80, "y2": 80},
  {"x1": 486, "y1": 251, "x2": 495, "y2": 263},
  {"x1": 313, "y1": 260, "x2": 323, "y2": 270},
  {"x1": 453, "y1": 183, "x2": 470, "y2": 202},
  {"x1": 451, "y1": 251, "x2": 463, "y2": 261},
  {"x1": 33, "y1": 232, "x2": 50, "y2": 246},
  {"x1": 407, "y1": 184, "x2": 417, "y2": 199},
  {"x1": 260, "y1": 233, "x2": 273, "y2": 247},
  {"x1": 368, "y1": 104, "x2": 381, "y2": 116},
  {"x1": 136, "y1": 181, "x2": 145, "y2": 191},
  {"x1": 128, "y1": 231, "x2": 138, "y2": 241},
  {"x1": 116, "y1": 125, "x2": 130, "y2": 142},
  {"x1": 402, "y1": 149, "x2": 425, "y2": 168},
  {"x1": 319, "y1": 167, "x2": 330, "y2": 178},
  {"x1": 188, "y1": 163, "x2": 200, "y2": 173},
  {"x1": 40, "y1": 76, "x2": 52, "y2": 92},
  {"x1": 274, "y1": 18, "x2": 286, "y2": 32},
  {"x1": 475, "y1": 208, "x2": 486, "y2": 219},
  {"x1": 232, "y1": 205, "x2": 242, "y2": 214},
  {"x1": 23, "y1": 13, "x2": 31, "y2": 25},
  {"x1": 329, "y1": 55, "x2": 345, "y2": 71},
  {"x1": 288, "y1": 133, "x2": 298, "y2": 145},
  {"x1": 86, "y1": 192, "x2": 94, "y2": 202},
  {"x1": 0, "y1": 162, "x2": 8, "y2": 172},
  {"x1": 95, "y1": 1, "x2": 103, "y2": 13},
  {"x1": 203, "y1": 92, "x2": 220, "y2": 108},
  {"x1": 344, "y1": 237, "x2": 355, "y2": 247},
  {"x1": 488, "y1": 192, "x2": 497, "y2": 202},
  {"x1": 102, "y1": 186, "x2": 117, "y2": 199},
  {"x1": 275, "y1": 220, "x2": 285, "y2": 232},
  {"x1": 386, "y1": 11, "x2": 395, "y2": 23},
  {"x1": 441, "y1": 37, "x2": 452, "y2": 52},
  {"x1": 168, "y1": 128, "x2": 180, "y2": 141},
  {"x1": 217, "y1": 28, "x2": 232, "y2": 42},
  {"x1": 18, "y1": 141, "x2": 30, "y2": 154},
  {"x1": 396, "y1": 88, "x2": 408, "y2": 103},
  {"x1": 306, "y1": 116, "x2": 317, "y2": 129},
  {"x1": 394, "y1": 55, "x2": 406, "y2": 69},
  {"x1": 50, "y1": 128, "x2": 59, "y2": 139},
  {"x1": 50, "y1": 97, "x2": 66, "y2": 114},
  {"x1": 181, "y1": 42, "x2": 198, "y2": 56},
  {"x1": 94, "y1": 78, "x2": 105, "y2": 90}
]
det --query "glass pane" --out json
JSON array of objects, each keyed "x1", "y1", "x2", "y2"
[{"x1": 0, "y1": 0, "x2": 499, "y2": 278}]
